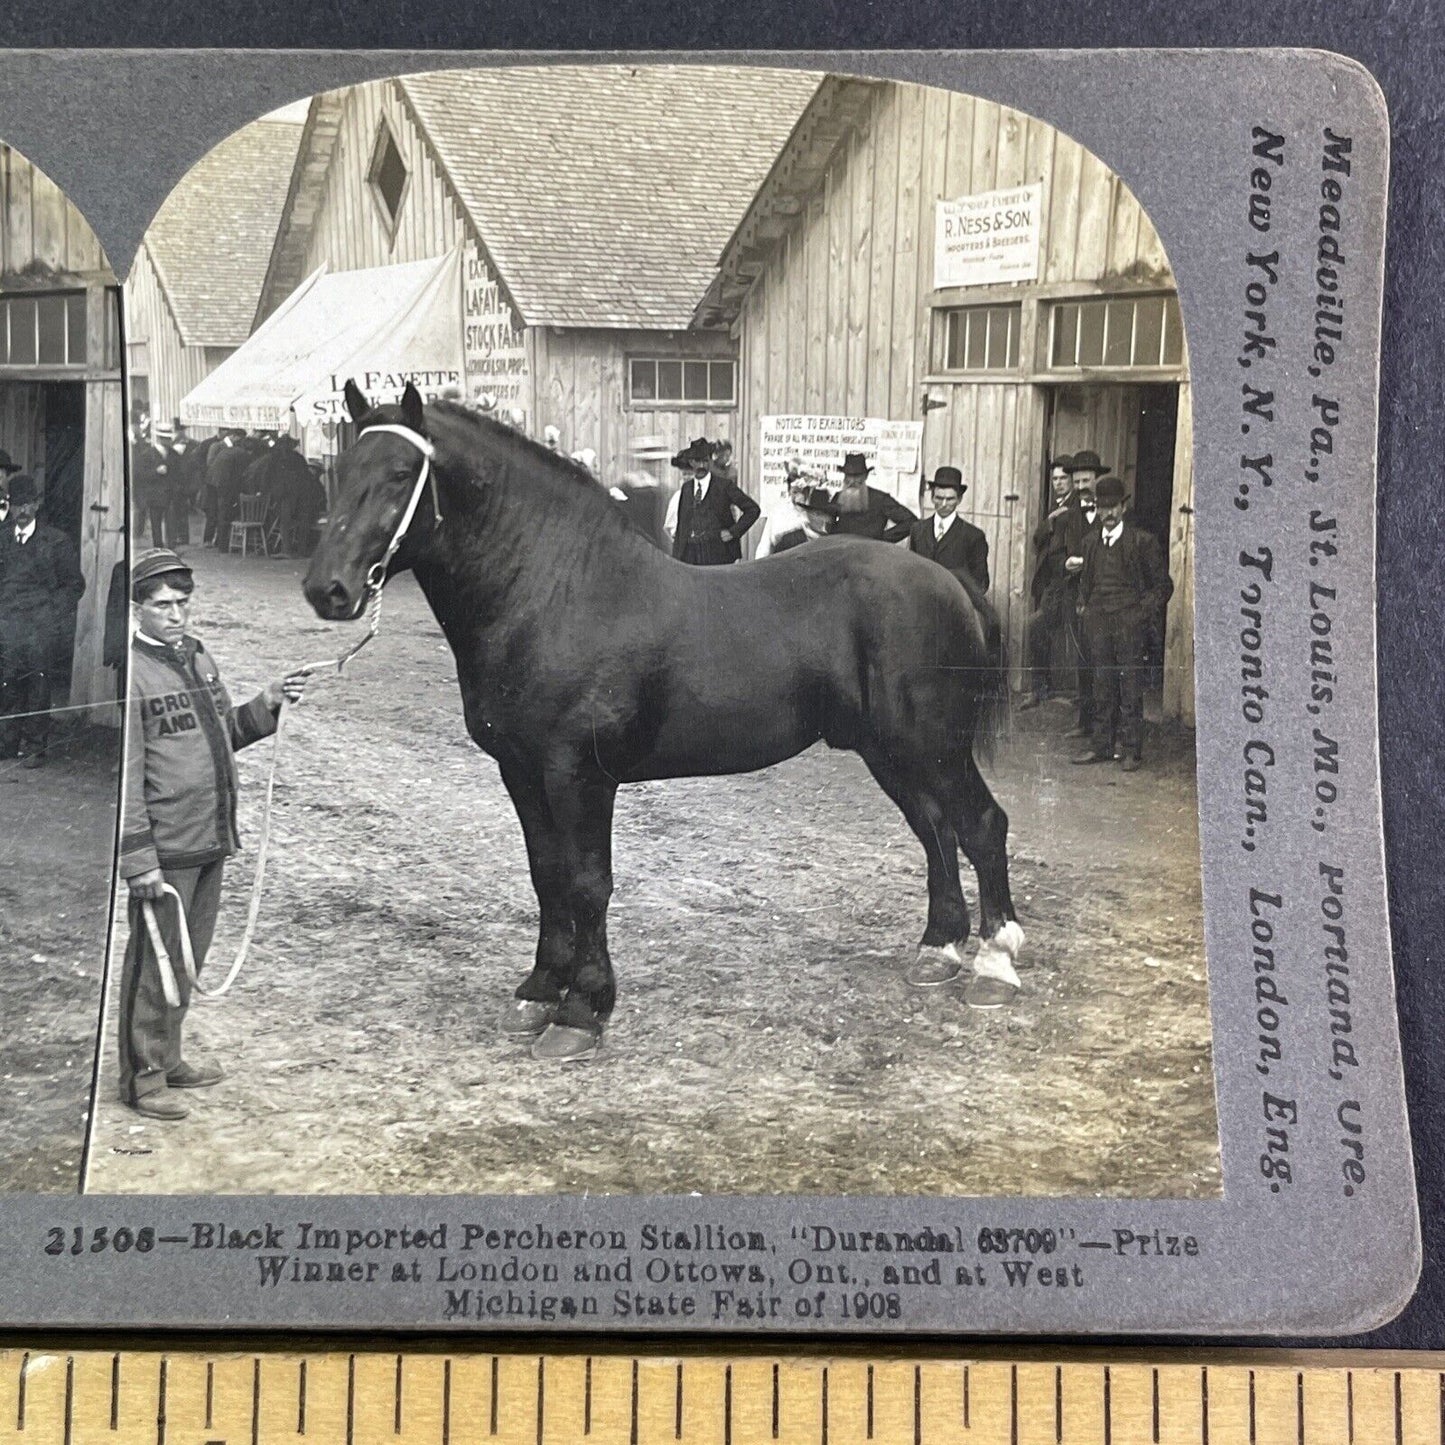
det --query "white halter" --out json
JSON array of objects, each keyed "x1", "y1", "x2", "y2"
[{"x1": 357, "y1": 421, "x2": 441, "y2": 594}]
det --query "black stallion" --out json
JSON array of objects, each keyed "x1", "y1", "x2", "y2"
[{"x1": 304, "y1": 382, "x2": 1023, "y2": 1061}]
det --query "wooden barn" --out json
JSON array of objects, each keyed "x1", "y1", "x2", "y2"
[
  {"x1": 695, "y1": 76, "x2": 1196, "y2": 724},
  {"x1": 199, "y1": 65, "x2": 821, "y2": 474},
  {"x1": 0, "y1": 144, "x2": 125, "y2": 716},
  {"x1": 124, "y1": 116, "x2": 303, "y2": 435}
]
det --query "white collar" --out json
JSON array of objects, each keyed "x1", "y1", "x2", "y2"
[
  {"x1": 1102, "y1": 521, "x2": 1124, "y2": 543},
  {"x1": 934, "y1": 511, "x2": 957, "y2": 535},
  {"x1": 14, "y1": 518, "x2": 35, "y2": 543}
]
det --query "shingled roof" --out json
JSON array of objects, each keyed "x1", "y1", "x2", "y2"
[
  {"x1": 396, "y1": 65, "x2": 821, "y2": 330},
  {"x1": 146, "y1": 118, "x2": 303, "y2": 347}
]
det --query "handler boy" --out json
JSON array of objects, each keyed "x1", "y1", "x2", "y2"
[{"x1": 119, "y1": 547, "x2": 309, "y2": 1121}]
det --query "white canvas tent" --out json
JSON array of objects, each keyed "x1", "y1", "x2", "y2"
[{"x1": 179, "y1": 249, "x2": 465, "y2": 432}]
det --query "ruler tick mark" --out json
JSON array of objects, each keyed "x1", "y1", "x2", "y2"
[
  {"x1": 63, "y1": 1358, "x2": 73, "y2": 1445},
  {"x1": 16, "y1": 1353, "x2": 26, "y2": 1433},
  {"x1": 441, "y1": 1361, "x2": 451, "y2": 1445},
  {"x1": 395, "y1": 1355, "x2": 403, "y2": 1435},
  {"x1": 1347, "y1": 1370, "x2": 1354, "y2": 1444},
  {"x1": 674, "y1": 1363, "x2": 682, "y2": 1441},
  {"x1": 773, "y1": 1363, "x2": 780, "y2": 1440},
  {"x1": 298, "y1": 1361, "x2": 307, "y2": 1435},
  {"x1": 630, "y1": 1360, "x2": 639, "y2": 1445},
  {"x1": 914, "y1": 1367, "x2": 921, "y2": 1445},
  {"x1": 1151, "y1": 1368, "x2": 1159, "y2": 1444},
  {"x1": 1010, "y1": 1365, "x2": 1018, "y2": 1445},
  {"x1": 535, "y1": 1359, "x2": 544, "y2": 1445},
  {"x1": 963, "y1": 1366, "x2": 970, "y2": 1431},
  {"x1": 111, "y1": 1354, "x2": 120, "y2": 1432},
  {"x1": 489, "y1": 1358, "x2": 498, "y2": 1437},
  {"x1": 1394, "y1": 1371, "x2": 1403, "y2": 1445},
  {"x1": 345, "y1": 1357, "x2": 355, "y2": 1445},
  {"x1": 1296, "y1": 1371, "x2": 1304, "y2": 1445},
  {"x1": 1249, "y1": 1369, "x2": 1256, "y2": 1444},
  {"x1": 252, "y1": 1359, "x2": 261, "y2": 1445},
  {"x1": 818, "y1": 1366, "x2": 826, "y2": 1445},
  {"x1": 584, "y1": 1358, "x2": 592, "y2": 1436},
  {"x1": 1104, "y1": 1366, "x2": 1112, "y2": 1445},
  {"x1": 1201, "y1": 1366, "x2": 1209, "y2": 1445},
  {"x1": 1054, "y1": 1365, "x2": 1062, "y2": 1444},
  {"x1": 158, "y1": 1358, "x2": 169, "y2": 1445},
  {"x1": 205, "y1": 1363, "x2": 214, "y2": 1431},
  {"x1": 866, "y1": 1365, "x2": 873, "y2": 1440}
]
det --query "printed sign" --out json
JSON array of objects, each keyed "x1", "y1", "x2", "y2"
[
  {"x1": 463, "y1": 242, "x2": 530, "y2": 416},
  {"x1": 934, "y1": 182, "x2": 1043, "y2": 288},
  {"x1": 759, "y1": 414, "x2": 924, "y2": 499}
]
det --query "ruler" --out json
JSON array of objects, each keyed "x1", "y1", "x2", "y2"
[{"x1": 1, "y1": 1349, "x2": 1442, "y2": 1445}]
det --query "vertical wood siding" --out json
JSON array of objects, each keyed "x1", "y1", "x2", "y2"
[
  {"x1": 123, "y1": 245, "x2": 214, "y2": 432},
  {"x1": 735, "y1": 84, "x2": 1193, "y2": 717},
  {"x1": 0, "y1": 147, "x2": 109, "y2": 280}
]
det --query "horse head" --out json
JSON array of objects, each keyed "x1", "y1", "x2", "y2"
[{"x1": 304, "y1": 380, "x2": 436, "y2": 621}]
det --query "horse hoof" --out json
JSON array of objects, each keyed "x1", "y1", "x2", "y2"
[
  {"x1": 965, "y1": 975, "x2": 1021, "y2": 1010},
  {"x1": 532, "y1": 1024, "x2": 603, "y2": 1063},
  {"x1": 500, "y1": 998, "x2": 558, "y2": 1038},
  {"x1": 906, "y1": 943, "x2": 964, "y2": 988}
]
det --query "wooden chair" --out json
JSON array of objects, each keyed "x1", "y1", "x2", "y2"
[{"x1": 229, "y1": 493, "x2": 270, "y2": 557}]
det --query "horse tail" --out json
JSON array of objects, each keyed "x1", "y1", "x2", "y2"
[{"x1": 952, "y1": 568, "x2": 1010, "y2": 764}]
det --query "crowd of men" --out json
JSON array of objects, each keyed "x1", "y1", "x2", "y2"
[
  {"x1": 130, "y1": 416, "x2": 327, "y2": 558},
  {"x1": 0, "y1": 454, "x2": 85, "y2": 768},
  {"x1": 652, "y1": 436, "x2": 1173, "y2": 770}
]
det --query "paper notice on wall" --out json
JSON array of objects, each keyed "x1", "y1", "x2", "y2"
[
  {"x1": 759, "y1": 415, "x2": 924, "y2": 502},
  {"x1": 934, "y1": 182, "x2": 1043, "y2": 288}
]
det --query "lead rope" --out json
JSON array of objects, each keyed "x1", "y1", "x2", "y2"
[{"x1": 140, "y1": 423, "x2": 435, "y2": 1006}]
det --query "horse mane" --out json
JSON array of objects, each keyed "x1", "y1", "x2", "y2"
[{"x1": 428, "y1": 401, "x2": 603, "y2": 489}]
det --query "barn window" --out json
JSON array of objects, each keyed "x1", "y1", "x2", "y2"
[
  {"x1": 938, "y1": 304, "x2": 1021, "y2": 372},
  {"x1": 1047, "y1": 294, "x2": 1183, "y2": 370},
  {"x1": 628, "y1": 357, "x2": 738, "y2": 408},
  {"x1": 367, "y1": 120, "x2": 410, "y2": 228},
  {"x1": 0, "y1": 292, "x2": 88, "y2": 366}
]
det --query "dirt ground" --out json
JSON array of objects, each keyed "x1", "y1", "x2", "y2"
[
  {"x1": 86, "y1": 547, "x2": 1219, "y2": 1198},
  {"x1": 0, "y1": 723, "x2": 119, "y2": 1191}
]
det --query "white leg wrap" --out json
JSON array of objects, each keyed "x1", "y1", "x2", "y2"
[
  {"x1": 973, "y1": 942, "x2": 1022, "y2": 988},
  {"x1": 994, "y1": 920, "x2": 1026, "y2": 959}
]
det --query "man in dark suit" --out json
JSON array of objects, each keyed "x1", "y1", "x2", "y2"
[
  {"x1": 1061, "y1": 452, "x2": 1106, "y2": 739},
  {"x1": 1071, "y1": 475, "x2": 1173, "y2": 772},
  {"x1": 1022, "y1": 454, "x2": 1076, "y2": 709},
  {"x1": 207, "y1": 430, "x2": 255, "y2": 551},
  {"x1": 831, "y1": 452, "x2": 917, "y2": 543},
  {"x1": 907, "y1": 465, "x2": 989, "y2": 592},
  {"x1": 0, "y1": 474, "x2": 85, "y2": 766},
  {"x1": 131, "y1": 426, "x2": 173, "y2": 546},
  {"x1": 666, "y1": 437, "x2": 761, "y2": 566},
  {"x1": 164, "y1": 421, "x2": 201, "y2": 546}
]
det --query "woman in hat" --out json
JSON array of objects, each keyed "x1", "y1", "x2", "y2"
[
  {"x1": 118, "y1": 547, "x2": 310, "y2": 1121},
  {"x1": 830, "y1": 452, "x2": 916, "y2": 544}
]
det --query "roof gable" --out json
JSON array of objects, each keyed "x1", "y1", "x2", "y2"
[
  {"x1": 396, "y1": 64, "x2": 821, "y2": 330},
  {"x1": 146, "y1": 119, "x2": 303, "y2": 348}
]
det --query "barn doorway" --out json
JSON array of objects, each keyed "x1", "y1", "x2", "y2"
[{"x1": 1041, "y1": 380, "x2": 1182, "y2": 698}]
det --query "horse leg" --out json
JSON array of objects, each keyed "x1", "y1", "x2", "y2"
[
  {"x1": 532, "y1": 768, "x2": 618, "y2": 1063},
  {"x1": 950, "y1": 755, "x2": 1025, "y2": 1011},
  {"x1": 498, "y1": 764, "x2": 575, "y2": 1039},
  {"x1": 861, "y1": 753, "x2": 972, "y2": 988}
]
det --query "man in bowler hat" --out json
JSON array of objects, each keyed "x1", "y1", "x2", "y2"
[
  {"x1": 0, "y1": 473, "x2": 85, "y2": 766},
  {"x1": 665, "y1": 437, "x2": 760, "y2": 565},
  {"x1": 907, "y1": 465, "x2": 989, "y2": 593},
  {"x1": 1071, "y1": 475, "x2": 1173, "y2": 771},
  {"x1": 831, "y1": 452, "x2": 916, "y2": 543}
]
